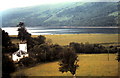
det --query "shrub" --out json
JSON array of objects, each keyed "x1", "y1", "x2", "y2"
[{"x1": 18, "y1": 57, "x2": 36, "y2": 67}]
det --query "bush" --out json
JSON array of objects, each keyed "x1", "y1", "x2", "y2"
[
  {"x1": 50, "y1": 44, "x2": 64, "y2": 60},
  {"x1": 18, "y1": 57, "x2": 36, "y2": 67},
  {"x1": 34, "y1": 35, "x2": 46, "y2": 45},
  {"x1": 69, "y1": 42, "x2": 117, "y2": 54},
  {"x1": 69, "y1": 42, "x2": 81, "y2": 53}
]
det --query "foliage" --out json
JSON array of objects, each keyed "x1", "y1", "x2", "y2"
[
  {"x1": 116, "y1": 48, "x2": 120, "y2": 62},
  {"x1": 17, "y1": 27, "x2": 31, "y2": 41},
  {"x1": 19, "y1": 43, "x2": 64, "y2": 67},
  {"x1": 59, "y1": 47, "x2": 79, "y2": 75},
  {"x1": 17, "y1": 26, "x2": 34, "y2": 50},
  {"x1": 18, "y1": 57, "x2": 36, "y2": 67},
  {"x1": 29, "y1": 44, "x2": 48, "y2": 62},
  {"x1": 2, "y1": 54, "x2": 16, "y2": 78},
  {"x1": 2, "y1": 29, "x2": 18, "y2": 77},
  {"x1": 69, "y1": 42, "x2": 118, "y2": 54},
  {"x1": 17, "y1": 22, "x2": 31, "y2": 42},
  {"x1": 29, "y1": 44, "x2": 63, "y2": 63},
  {"x1": 50, "y1": 44, "x2": 63, "y2": 60},
  {"x1": 2, "y1": 30, "x2": 12, "y2": 48},
  {"x1": 2, "y1": 30, "x2": 18, "y2": 53},
  {"x1": 33, "y1": 35, "x2": 46, "y2": 45},
  {"x1": 70, "y1": 42, "x2": 81, "y2": 53},
  {"x1": 17, "y1": 22, "x2": 47, "y2": 50}
]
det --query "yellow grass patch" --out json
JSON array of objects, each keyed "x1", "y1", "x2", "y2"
[
  {"x1": 44, "y1": 34, "x2": 119, "y2": 45},
  {"x1": 10, "y1": 34, "x2": 119, "y2": 45},
  {"x1": 12, "y1": 54, "x2": 118, "y2": 76}
]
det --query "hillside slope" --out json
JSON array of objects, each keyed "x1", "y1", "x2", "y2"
[{"x1": 2, "y1": 2, "x2": 119, "y2": 27}]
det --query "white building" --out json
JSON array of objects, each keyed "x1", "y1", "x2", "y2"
[{"x1": 12, "y1": 42, "x2": 29, "y2": 62}]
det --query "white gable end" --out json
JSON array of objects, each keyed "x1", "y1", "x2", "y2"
[
  {"x1": 12, "y1": 42, "x2": 28, "y2": 62},
  {"x1": 19, "y1": 43, "x2": 27, "y2": 52}
]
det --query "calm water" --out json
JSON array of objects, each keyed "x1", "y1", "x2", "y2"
[{"x1": 2, "y1": 27, "x2": 119, "y2": 35}]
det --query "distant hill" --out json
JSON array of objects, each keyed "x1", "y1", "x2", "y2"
[{"x1": 2, "y1": 2, "x2": 119, "y2": 27}]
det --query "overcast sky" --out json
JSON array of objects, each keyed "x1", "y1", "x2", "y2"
[{"x1": 0, "y1": 0, "x2": 119, "y2": 11}]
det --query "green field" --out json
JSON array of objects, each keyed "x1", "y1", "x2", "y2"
[
  {"x1": 12, "y1": 54, "x2": 118, "y2": 76},
  {"x1": 11, "y1": 34, "x2": 119, "y2": 45}
]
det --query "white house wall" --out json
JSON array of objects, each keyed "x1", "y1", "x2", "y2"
[{"x1": 19, "y1": 44, "x2": 27, "y2": 52}]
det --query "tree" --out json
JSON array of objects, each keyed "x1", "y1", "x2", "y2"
[
  {"x1": 17, "y1": 22, "x2": 34, "y2": 50},
  {"x1": 17, "y1": 22, "x2": 47, "y2": 50},
  {"x1": 29, "y1": 44, "x2": 51, "y2": 62},
  {"x1": 33, "y1": 35, "x2": 46, "y2": 45},
  {"x1": 2, "y1": 54, "x2": 16, "y2": 78},
  {"x1": 17, "y1": 22, "x2": 25, "y2": 27},
  {"x1": 2, "y1": 30, "x2": 12, "y2": 48},
  {"x1": 116, "y1": 48, "x2": 120, "y2": 62},
  {"x1": 2, "y1": 30, "x2": 18, "y2": 53},
  {"x1": 50, "y1": 44, "x2": 63, "y2": 60},
  {"x1": 18, "y1": 57, "x2": 36, "y2": 67},
  {"x1": 17, "y1": 26, "x2": 31, "y2": 41},
  {"x1": 69, "y1": 42, "x2": 81, "y2": 53},
  {"x1": 59, "y1": 47, "x2": 79, "y2": 77}
]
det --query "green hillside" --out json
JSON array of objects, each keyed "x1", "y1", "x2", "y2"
[{"x1": 2, "y1": 2, "x2": 119, "y2": 27}]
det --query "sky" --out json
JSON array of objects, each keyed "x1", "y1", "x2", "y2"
[{"x1": 0, "y1": 0, "x2": 120, "y2": 11}]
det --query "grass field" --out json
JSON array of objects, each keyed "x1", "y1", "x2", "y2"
[
  {"x1": 10, "y1": 34, "x2": 119, "y2": 45},
  {"x1": 12, "y1": 54, "x2": 119, "y2": 76}
]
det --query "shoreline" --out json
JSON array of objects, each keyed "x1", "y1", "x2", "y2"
[
  {"x1": 2, "y1": 26, "x2": 119, "y2": 28},
  {"x1": 2, "y1": 27, "x2": 119, "y2": 35},
  {"x1": 10, "y1": 33, "x2": 119, "y2": 37}
]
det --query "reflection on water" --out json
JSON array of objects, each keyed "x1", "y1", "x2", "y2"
[{"x1": 2, "y1": 27, "x2": 118, "y2": 35}]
